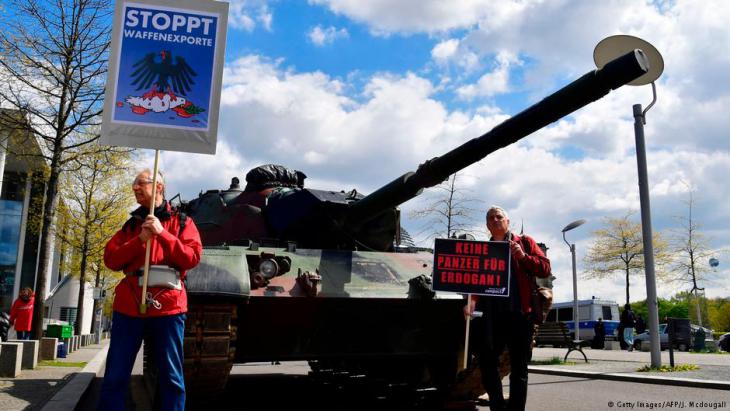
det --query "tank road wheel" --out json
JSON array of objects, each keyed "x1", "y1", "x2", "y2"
[{"x1": 183, "y1": 303, "x2": 238, "y2": 402}]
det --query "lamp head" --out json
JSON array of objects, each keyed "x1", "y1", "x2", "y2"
[{"x1": 562, "y1": 219, "x2": 587, "y2": 233}]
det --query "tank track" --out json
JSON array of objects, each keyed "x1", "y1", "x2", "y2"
[
  {"x1": 306, "y1": 360, "x2": 469, "y2": 410},
  {"x1": 306, "y1": 356, "x2": 461, "y2": 409},
  {"x1": 183, "y1": 303, "x2": 238, "y2": 401}
]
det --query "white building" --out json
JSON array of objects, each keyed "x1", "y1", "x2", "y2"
[{"x1": 44, "y1": 275, "x2": 95, "y2": 335}]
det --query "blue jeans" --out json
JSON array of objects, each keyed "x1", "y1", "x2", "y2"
[
  {"x1": 16, "y1": 331, "x2": 31, "y2": 340},
  {"x1": 98, "y1": 312, "x2": 186, "y2": 411},
  {"x1": 624, "y1": 327, "x2": 635, "y2": 347}
]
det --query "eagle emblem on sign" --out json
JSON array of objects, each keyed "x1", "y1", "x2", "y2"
[{"x1": 120, "y1": 50, "x2": 205, "y2": 118}]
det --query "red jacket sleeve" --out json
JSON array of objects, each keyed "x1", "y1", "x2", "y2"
[
  {"x1": 9, "y1": 298, "x2": 19, "y2": 324},
  {"x1": 521, "y1": 235, "x2": 551, "y2": 278},
  {"x1": 104, "y1": 223, "x2": 146, "y2": 272},
  {"x1": 155, "y1": 218, "x2": 202, "y2": 278}
]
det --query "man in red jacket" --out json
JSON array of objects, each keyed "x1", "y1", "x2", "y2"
[
  {"x1": 10, "y1": 287, "x2": 35, "y2": 340},
  {"x1": 464, "y1": 206, "x2": 551, "y2": 411},
  {"x1": 98, "y1": 169, "x2": 202, "y2": 411}
]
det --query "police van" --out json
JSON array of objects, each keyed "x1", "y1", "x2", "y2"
[{"x1": 546, "y1": 298, "x2": 620, "y2": 341}]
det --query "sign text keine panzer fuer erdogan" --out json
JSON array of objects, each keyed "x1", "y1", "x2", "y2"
[{"x1": 432, "y1": 238, "x2": 511, "y2": 296}]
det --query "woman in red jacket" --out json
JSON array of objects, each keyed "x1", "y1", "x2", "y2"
[
  {"x1": 10, "y1": 287, "x2": 35, "y2": 340},
  {"x1": 98, "y1": 169, "x2": 201, "y2": 411}
]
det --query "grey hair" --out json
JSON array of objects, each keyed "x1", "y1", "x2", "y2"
[
  {"x1": 138, "y1": 168, "x2": 165, "y2": 186},
  {"x1": 486, "y1": 205, "x2": 509, "y2": 220}
]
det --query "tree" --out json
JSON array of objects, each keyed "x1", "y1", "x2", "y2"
[
  {"x1": 0, "y1": 0, "x2": 112, "y2": 338},
  {"x1": 628, "y1": 295, "x2": 690, "y2": 325},
  {"x1": 667, "y1": 183, "x2": 720, "y2": 327},
  {"x1": 57, "y1": 146, "x2": 135, "y2": 335},
  {"x1": 707, "y1": 298, "x2": 730, "y2": 334},
  {"x1": 408, "y1": 173, "x2": 482, "y2": 242},
  {"x1": 583, "y1": 212, "x2": 670, "y2": 306}
]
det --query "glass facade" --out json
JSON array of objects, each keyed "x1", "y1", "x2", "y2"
[
  {"x1": 0, "y1": 172, "x2": 27, "y2": 313},
  {"x1": 60, "y1": 306, "x2": 78, "y2": 324}
]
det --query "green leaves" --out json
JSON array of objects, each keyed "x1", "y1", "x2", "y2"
[{"x1": 583, "y1": 211, "x2": 670, "y2": 304}]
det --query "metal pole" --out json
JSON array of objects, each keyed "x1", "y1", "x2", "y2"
[
  {"x1": 633, "y1": 102, "x2": 661, "y2": 367},
  {"x1": 571, "y1": 243, "x2": 579, "y2": 341},
  {"x1": 95, "y1": 306, "x2": 102, "y2": 344}
]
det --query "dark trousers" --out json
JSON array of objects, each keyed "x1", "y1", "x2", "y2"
[
  {"x1": 617, "y1": 325, "x2": 627, "y2": 349},
  {"x1": 591, "y1": 335, "x2": 605, "y2": 349},
  {"x1": 478, "y1": 312, "x2": 533, "y2": 411},
  {"x1": 98, "y1": 312, "x2": 186, "y2": 411},
  {"x1": 16, "y1": 331, "x2": 31, "y2": 340}
]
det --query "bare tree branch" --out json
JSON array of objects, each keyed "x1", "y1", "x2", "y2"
[{"x1": 408, "y1": 172, "x2": 482, "y2": 243}]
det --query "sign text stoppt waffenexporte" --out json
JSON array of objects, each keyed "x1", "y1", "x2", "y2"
[{"x1": 124, "y1": 8, "x2": 215, "y2": 46}]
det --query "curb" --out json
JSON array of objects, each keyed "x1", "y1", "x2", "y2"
[
  {"x1": 40, "y1": 343, "x2": 109, "y2": 411},
  {"x1": 528, "y1": 366, "x2": 730, "y2": 391}
]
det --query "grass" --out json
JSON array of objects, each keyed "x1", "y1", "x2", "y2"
[
  {"x1": 637, "y1": 364, "x2": 700, "y2": 373},
  {"x1": 38, "y1": 360, "x2": 87, "y2": 367},
  {"x1": 529, "y1": 356, "x2": 575, "y2": 365}
]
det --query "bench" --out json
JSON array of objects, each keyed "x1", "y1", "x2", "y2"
[{"x1": 535, "y1": 322, "x2": 589, "y2": 362}]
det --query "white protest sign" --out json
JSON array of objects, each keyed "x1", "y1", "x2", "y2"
[{"x1": 101, "y1": 0, "x2": 228, "y2": 154}]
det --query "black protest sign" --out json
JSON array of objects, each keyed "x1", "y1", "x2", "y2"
[{"x1": 432, "y1": 238, "x2": 511, "y2": 296}]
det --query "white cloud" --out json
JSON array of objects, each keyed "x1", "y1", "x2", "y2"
[
  {"x1": 310, "y1": 0, "x2": 517, "y2": 35},
  {"x1": 456, "y1": 51, "x2": 520, "y2": 99},
  {"x1": 431, "y1": 39, "x2": 459, "y2": 62},
  {"x1": 228, "y1": 0, "x2": 273, "y2": 32},
  {"x1": 431, "y1": 38, "x2": 480, "y2": 73},
  {"x1": 259, "y1": 9, "x2": 273, "y2": 31},
  {"x1": 148, "y1": 140, "x2": 247, "y2": 204},
  {"x1": 307, "y1": 25, "x2": 349, "y2": 46}
]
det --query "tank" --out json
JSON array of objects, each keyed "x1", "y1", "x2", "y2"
[{"x1": 159, "y1": 50, "x2": 649, "y2": 402}]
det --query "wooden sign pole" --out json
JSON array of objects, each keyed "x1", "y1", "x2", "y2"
[
  {"x1": 139, "y1": 149, "x2": 160, "y2": 314},
  {"x1": 462, "y1": 293, "x2": 471, "y2": 370}
]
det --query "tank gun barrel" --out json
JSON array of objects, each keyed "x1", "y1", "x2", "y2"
[{"x1": 347, "y1": 49, "x2": 650, "y2": 225}]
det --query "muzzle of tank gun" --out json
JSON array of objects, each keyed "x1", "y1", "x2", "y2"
[{"x1": 346, "y1": 49, "x2": 649, "y2": 227}]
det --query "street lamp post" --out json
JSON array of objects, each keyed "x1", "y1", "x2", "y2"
[
  {"x1": 594, "y1": 35, "x2": 665, "y2": 368},
  {"x1": 562, "y1": 219, "x2": 587, "y2": 341}
]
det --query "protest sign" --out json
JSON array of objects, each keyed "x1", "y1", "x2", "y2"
[
  {"x1": 432, "y1": 238, "x2": 511, "y2": 296},
  {"x1": 101, "y1": 0, "x2": 228, "y2": 154}
]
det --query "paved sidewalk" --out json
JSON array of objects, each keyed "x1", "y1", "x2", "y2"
[
  {"x1": 1, "y1": 342, "x2": 727, "y2": 409},
  {"x1": 0, "y1": 338, "x2": 109, "y2": 411},
  {"x1": 529, "y1": 347, "x2": 730, "y2": 390}
]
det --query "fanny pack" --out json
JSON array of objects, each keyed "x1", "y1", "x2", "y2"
[{"x1": 133, "y1": 265, "x2": 182, "y2": 290}]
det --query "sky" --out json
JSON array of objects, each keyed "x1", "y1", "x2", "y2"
[{"x1": 131, "y1": 0, "x2": 730, "y2": 305}]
